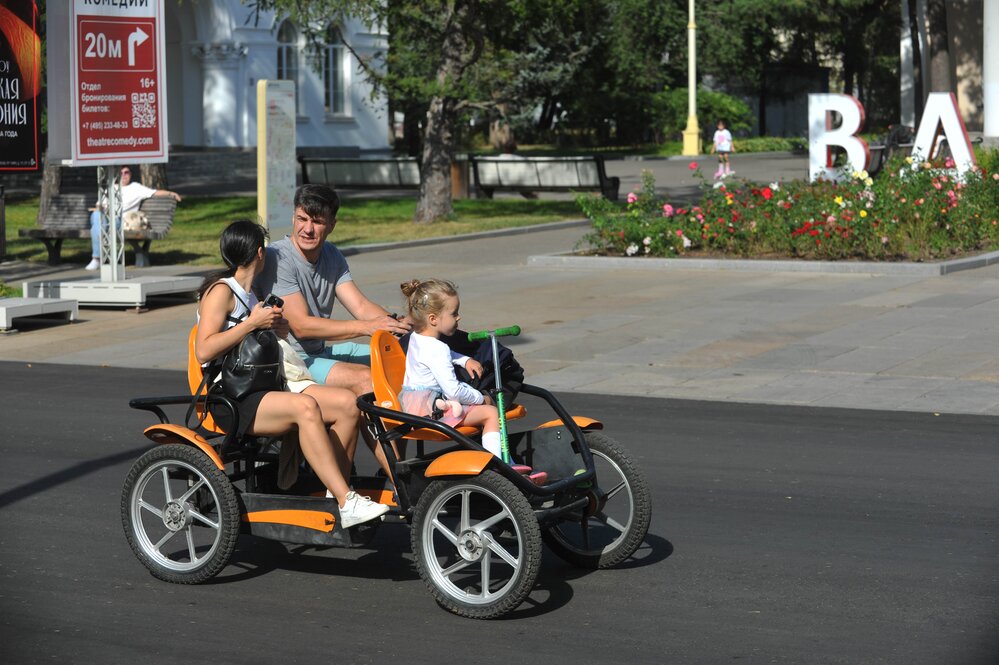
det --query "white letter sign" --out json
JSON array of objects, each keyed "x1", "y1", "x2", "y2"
[
  {"x1": 808, "y1": 94, "x2": 869, "y2": 182},
  {"x1": 911, "y1": 92, "x2": 977, "y2": 172}
]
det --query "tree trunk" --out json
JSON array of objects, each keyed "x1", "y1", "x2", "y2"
[
  {"x1": 489, "y1": 120, "x2": 515, "y2": 151},
  {"x1": 36, "y1": 153, "x2": 61, "y2": 226},
  {"x1": 414, "y1": 94, "x2": 456, "y2": 223},
  {"x1": 140, "y1": 163, "x2": 168, "y2": 189},
  {"x1": 926, "y1": 0, "x2": 951, "y2": 93},
  {"x1": 413, "y1": 3, "x2": 477, "y2": 224},
  {"x1": 907, "y1": 0, "x2": 924, "y2": 119}
]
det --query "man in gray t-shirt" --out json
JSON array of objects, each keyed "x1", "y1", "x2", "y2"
[{"x1": 255, "y1": 184, "x2": 410, "y2": 396}]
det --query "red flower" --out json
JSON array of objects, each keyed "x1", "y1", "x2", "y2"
[
  {"x1": 689, "y1": 161, "x2": 698, "y2": 170},
  {"x1": 761, "y1": 187, "x2": 773, "y2": 200}
]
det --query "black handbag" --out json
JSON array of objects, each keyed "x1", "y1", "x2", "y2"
[{"x1": 220, "y1": 291, "x2": 283, "y2": 401}]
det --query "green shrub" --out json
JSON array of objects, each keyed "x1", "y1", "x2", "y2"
[{"x1": 652, "y1": 87, "x2": 753, "y2": 143}]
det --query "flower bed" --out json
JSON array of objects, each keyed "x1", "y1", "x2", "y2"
[{"x1": 578, "y1": 151, "x2": 999, "y2": 261}]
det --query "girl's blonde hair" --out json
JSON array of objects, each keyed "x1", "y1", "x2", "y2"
[{"x1": 400, "y1": 278, "x2": 458, "y2": 328}]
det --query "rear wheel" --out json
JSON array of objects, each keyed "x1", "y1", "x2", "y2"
[
  {"x1": 543, "y1": 432, "x2": 651, "y2": 569},
  {"x1": 121, "y1": 443, "x2": 239, "y2": 584},
  {"x1": 411, "y1": 470, "x2": 541, "y2": 619}
]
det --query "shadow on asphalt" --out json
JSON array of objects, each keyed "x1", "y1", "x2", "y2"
[{"x1": 0, "y1": 446, "x2": 153, "y2": 510}]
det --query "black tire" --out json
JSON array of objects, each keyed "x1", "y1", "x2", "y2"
[
  {"x1": 411, "y1": 470, "x2": 541, "y2": 619},
  {"x1": 121, "y1": 443, "x2": 240, "y2": 584},
  {"x1": 542, "y1": 432, "x2": 651, "y2": 569}
]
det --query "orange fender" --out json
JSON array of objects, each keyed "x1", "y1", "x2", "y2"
[
  {"x1": 538, "y1": 416, "x2": 603, "y2": 430},
  {"x1": 425, "y1": 450, "x2": 494, "y2": 478},
  {"x1": 143, "y1": 424, "x2": 224, "y2": 470}
]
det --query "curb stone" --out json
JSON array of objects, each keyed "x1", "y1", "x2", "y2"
[{"x1": 527, "y1": 249, "x2": 999, "y2": 276}]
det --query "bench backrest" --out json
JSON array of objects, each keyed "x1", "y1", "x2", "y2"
[
  {"x1": 137, "y1": 196, "x2": 177, "y2": 235},
  {"x1": 43, "y1": 193, "x2": 92, "y2": 231},
  {"x1": 471, "y1": 156, "x2": 603, "y2": 189},
  {"x1": 37, "y1": 191, "x2": 176, "y2": 233},
  {"x1": 301, "y1": 158, "x2": 420, "y2": 188}
]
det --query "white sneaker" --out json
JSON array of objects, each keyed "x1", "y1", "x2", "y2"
[
  {"x1": 85, "y1": 258, "x2": 100, "y2": 271},
  {"x1": 339, "y1": 490, "x2": 389, "y2": 528}
]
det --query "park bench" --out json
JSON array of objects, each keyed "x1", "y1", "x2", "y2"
[
  {"x1": 299, "y1": 156, "x2": 421, "y2": 190},
  {"x1": 469, "y1": 155, "x2": 620, "y2": 201},
  {"x1": 19, "y1": 171, "x2": 178, "y2": 267}
]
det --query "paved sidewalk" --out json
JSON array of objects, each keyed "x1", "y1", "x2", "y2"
[
  {"x1": 4, "y1": 222, "x2": 999, "y2": 417},
  {"x1": 4, "y1": 150, "x2": 999, "y2": 417}
]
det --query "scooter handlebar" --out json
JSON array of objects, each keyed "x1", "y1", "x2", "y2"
[{"x1": 467, "y1": 325, "x2": 521, "y2": 341}]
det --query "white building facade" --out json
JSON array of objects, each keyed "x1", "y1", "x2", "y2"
[{"x1": 164, "y1": 0, "x2": 391, "y2": 153}]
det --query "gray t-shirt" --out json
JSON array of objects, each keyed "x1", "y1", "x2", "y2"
[{"x1": 255, "y1": 237, "x2": 353, "y2": 356}]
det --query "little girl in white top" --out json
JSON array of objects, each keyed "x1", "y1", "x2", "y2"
[{"x1": 398, "y1": 278, "x2": 503, "y2": 457}]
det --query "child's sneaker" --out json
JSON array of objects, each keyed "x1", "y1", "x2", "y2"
[{"x1": 339, "y1": 490, "x2": 389, "y2": 528}]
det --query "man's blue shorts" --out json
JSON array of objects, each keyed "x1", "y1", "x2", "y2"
[{"x1": 302, "y1": 341, "x2": 371, "y2": 384}]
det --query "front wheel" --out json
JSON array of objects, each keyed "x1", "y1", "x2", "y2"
[
  {"x1": 121, "y1": 443, "x2": 240, "y2": 584},
  {"x1": 411, "y1": 470, "x2": 541, "y2": 619},
  {"x1": 543, "y1": 432, "x2": 651, "y2": 569}
]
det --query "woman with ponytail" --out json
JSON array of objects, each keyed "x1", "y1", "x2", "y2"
[{"x1": 195, "y1": 220, "x2": 388, "y2": 528}]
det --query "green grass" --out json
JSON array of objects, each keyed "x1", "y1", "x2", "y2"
[{"x1": 2, "y1": 195, "x2": 583, "y2": 269}]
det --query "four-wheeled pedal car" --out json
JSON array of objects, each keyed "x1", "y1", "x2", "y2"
[{"x1": 121, "y1": 326, "x2": 652, "y2": 619}]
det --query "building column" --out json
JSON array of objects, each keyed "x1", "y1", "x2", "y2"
[
  {"x1": 192, "y1": 42, "x2": 248, "y2": 147},
  {"x1": 985, "y1": 0, "x2": 999, "y2": 140}
]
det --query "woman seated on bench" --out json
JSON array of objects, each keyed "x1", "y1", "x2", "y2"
[
  {"x1": 86, "y1": 165, "x2": 183, "y2": 271},
  {"x1": 195, "y1": 219, "x2": 388, "y2": 528}
]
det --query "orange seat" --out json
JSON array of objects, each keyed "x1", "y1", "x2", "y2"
[
  {"x1": 369, "y1": 330, "x2": 524, "y2": 441},
  {"x1": 187, "y1": 324, "x2": 225, "y2": 434}
]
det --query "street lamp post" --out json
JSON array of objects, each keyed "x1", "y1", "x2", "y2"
[{"x1": 682, "y1": 0, "x2": 700, "y2": 156}]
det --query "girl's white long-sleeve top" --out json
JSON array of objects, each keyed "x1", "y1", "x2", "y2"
[{"x1": 402, "y1": 332, "x2": 484, "y2": 405}]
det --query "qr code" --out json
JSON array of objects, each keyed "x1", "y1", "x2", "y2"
[{"x1": 131, "y1": 92, "x2": 156, "y2": 129}]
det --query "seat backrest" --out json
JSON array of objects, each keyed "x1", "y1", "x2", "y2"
[
  {"x1": 370, "y1": 330, "x2": 407, "y2": 413},
  {"x1": 187, "y1": 324, "x2": 224, "y2": 433},
  {"x1": 370, "y1": 330, "x2": 489, "y2": 442}
]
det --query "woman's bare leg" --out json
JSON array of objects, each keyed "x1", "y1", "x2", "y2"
[
  {"x1": 249, "y1": 392, "x2": 351, "y2": 504},
  {"x1": 303, "y1": 384, "x2": 360, "y2": 477}
]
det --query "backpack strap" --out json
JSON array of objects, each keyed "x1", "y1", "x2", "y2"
[{"x1": 186, "y1": 280, "x2": 253, "y2": 429}]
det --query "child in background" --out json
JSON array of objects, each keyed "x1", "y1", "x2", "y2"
[
  {"x1": 711, "y1": 119, "x2": 734, "y2": 179},
  {"x1": 397, "y1": 279, "x2": 503, "y2": 458}
]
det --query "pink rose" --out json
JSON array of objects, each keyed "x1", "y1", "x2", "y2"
[
  {"x1": 688, "y1": 161, "x2": 698, "y2": 171},
  {"x1": 627, "y1": 192, "x2": 638, "y2": 204},
  {"x1": 662, "y1": 203, "x2": 674, "y2": 217}
]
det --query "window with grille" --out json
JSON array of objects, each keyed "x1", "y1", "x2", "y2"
[
  {"x1": 277, "y1": 20, "x2": 303, "y2": 112},
  {"x1": 323, "y1": 25, "x2": 349, "y2": 116}
]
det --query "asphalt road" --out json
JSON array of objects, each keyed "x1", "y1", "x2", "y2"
[{"x1": 1, "y1": 362, "x2": 997, "y2": 665}]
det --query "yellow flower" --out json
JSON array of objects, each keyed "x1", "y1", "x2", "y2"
[
  {"x1": 860, "y1": 170, "x2": 869, "y2": 179},
  {"x1": 834, "y1": 196, "x2": 844, "y2": 205},
  {"x1": 865, "y1": 178, "x2": 873, "y2": 187},
  {"x1": 905, "y1": 156, "x2": 913, "y2": 164},
  {"x1": 860, "y1": 210, "x2": 868, "y2": 218},
  {"x1": 851, "y1": 171, "x2": 860, "y2": 179}
]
